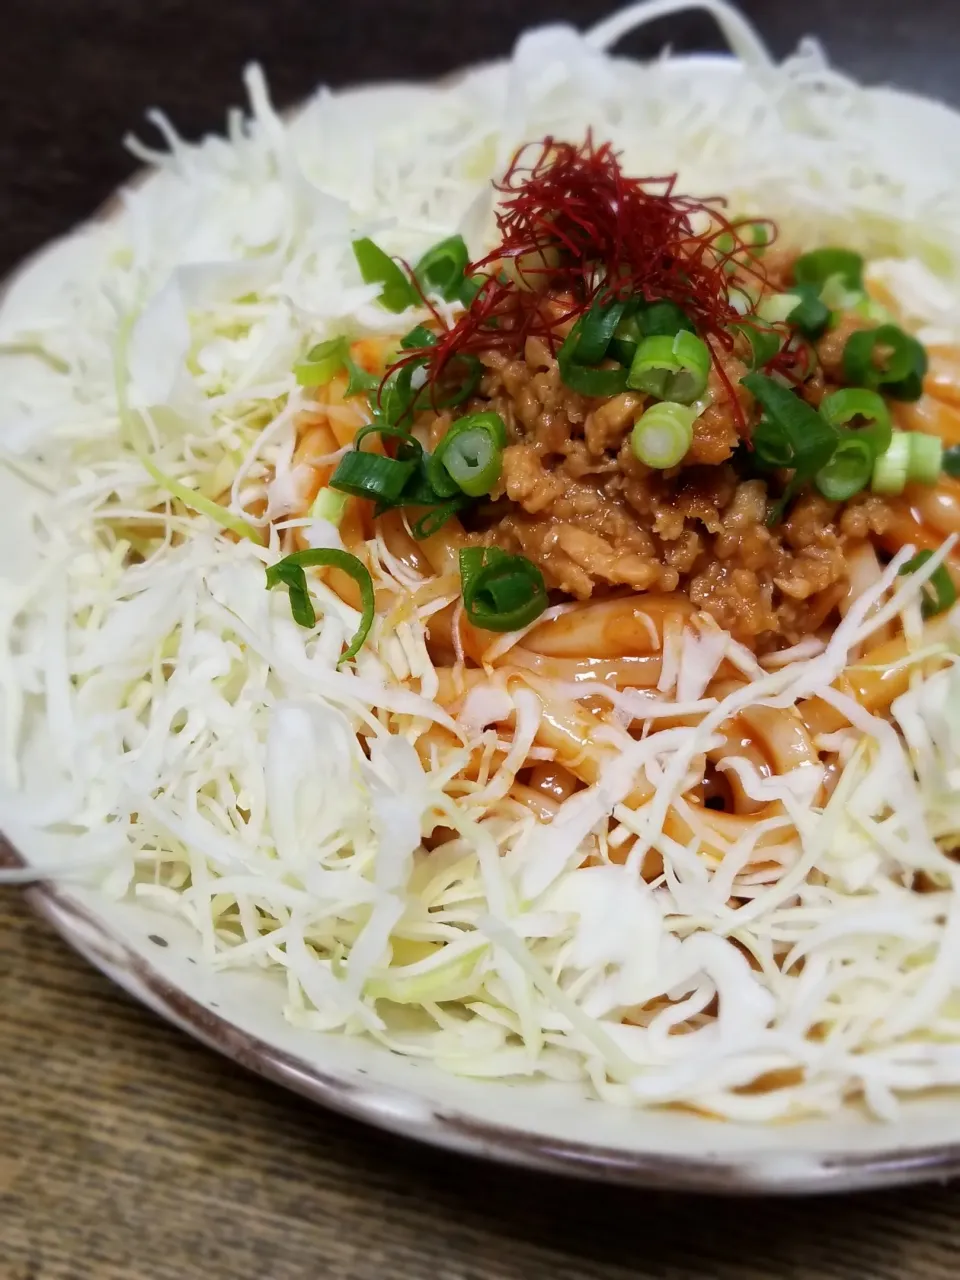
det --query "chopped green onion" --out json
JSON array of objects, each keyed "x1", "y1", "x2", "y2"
[
  {"x1": 870, "y1": 431, "x2": 912, "y2": 495},
  {"x1": 376, "y1": 366, "x2": 417, "y2": 427},
  {"x1": 410, "y1": 499, "x2": 469, "y2": 540},
  {"x1": 352, "y1": 238, "x2": 418, "y2": 313},
  {"x1": 574, "y1": 298, "x2": 627, "y2": 365},
  {"x1": 898, "y1": 549, "x2": 957, "y2": 620},
  {"x1": 352, "y1": 422, "x2": 422, "y2": 460},
  {"x1": 942, "y1": 444, "x2": 960, "y2": 478},
  {"x1": 757, "y1": 293, "x2": 801, "y2": 326},
  {"x1": 758, "y1": 289, "x2": 828, "y2": 338},
  {"x1": 820, "y1": 272, "x2": 864, "y2": 312},
  {"x1": 793, "y1": 248, "x2": 865, "y2": 293},
  {"x1": 430, "y1": 411, "x2": 507, "y2": 498},
  {"x1": 842, "y1": 324, "x2": 928, "y2": 401},
  {"x1": 818, "y1": 388, "x2": 892, "y2": 458},
  {"x1": 265, "y1": 549, "x2": 375, "y2": 661},
  {"x1": 400, "y1": 324, "x2": 437, "y2": 350},
  {"x1": 627, "y1": 331, "x2": 711, "y2": 404},
  {"x1": 737, "y1": 322, "x2": 782, "y2": 370},
  {"x1": 414, "y1": 236, "x2": 470, "y2": 302},
  {"x1": 329, "y1": 450, "x2": 416, "y2": 503},
  {"x1": 785, "y1": 286, "x2": 830, "y2": 339},
  {"x1": 637, "y1": 300, "x2": 695, "y2": 338},
  {"x1": 295, "y1": 336, "x2": 348, "y2": 387},
  {"x1": 344, "y1": 356, "x2": 380, "y2": 398},
  {"x1": 609, "y1": 307, "x2": 642, "y2": 365},
  {"x1": 815, "y1": 437, "x2": 874, "y2": 501},
  {"x1": 630, "y1": 402, "x2": 696, "y2": 468},
  {"x1": 309, "y1": 486, "x2": 350, "y2": 526},
  {"x1": 418, "y1": 353, "x2": 483, "y2": 411},
  {"x1": 557, "y1": 322, "x2": 629, "y2": 397},
  {"x1": 742, "y1": 372, "x2": 839, "y2": 517},
  {"x1": 909, "y1": 432, "x2": 944, "y2": 485},
  {"x1": 459, "y1": 274, "x2": 485, "y2": 307},
  {"x1": 459, "y1": 547, "x2": 548, "y2": 632}
]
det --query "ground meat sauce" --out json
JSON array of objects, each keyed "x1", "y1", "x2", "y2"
[{"x1": 421, "y1": 307, "x2": 892, "y2": 647}]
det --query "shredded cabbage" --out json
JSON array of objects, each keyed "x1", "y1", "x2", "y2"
[{"x1": 3, "y1": 0, "x2": 960, "y2": 1123}]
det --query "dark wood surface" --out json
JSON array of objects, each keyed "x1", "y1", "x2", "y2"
[{"x1": 3, "y1": 3, "x2": 960, "y2": 1276}]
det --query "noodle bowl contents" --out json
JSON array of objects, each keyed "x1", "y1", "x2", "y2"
[{"x1": 5, "y1": 0, "x2": 960, "y2": 1124}]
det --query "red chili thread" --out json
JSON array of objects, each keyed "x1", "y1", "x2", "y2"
[{"x1": 388, "y1": 135, "x2": 781, "y2": 423}]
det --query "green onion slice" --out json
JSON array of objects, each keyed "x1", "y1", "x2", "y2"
[
  {"x1": 793, "y1": 248, "x2": 865, "y2": 293},
  {"x1": 343, "y1": 356, "x2": 380, "y2": 398},
  {"x1": 410, "y1": 498, "x2": 470, "y2": 540},
  {"x1": 942, "y1": 443, "x2": 960, "y2": 478},
  {"x1": 870, "y1": 431, "x2": 912, "y2": 495},
  {"x1": 265, "y1": 549, "x2": 376, "y2": 661},
  {"x1": 573, "y1": 298, "x2": 628, "y2": 365},
  {"x1": 295, "y1": 336, "x2": 348, "y2": 387},
  {"x1": 815, "y1": 437, "x2": 875, "y2": 501},
  {"x1": 785, "y1": 285, "x2": 831, "y2": 339},
  {"x1": 742, "y1": 372, "x2": 839, "y2": 516},
  {"x1": 638, "y1": 300, "x2": 695, "y2": 338},
  {"x1": 414, "y1": 236, "x2": 470, "y2": 302},
  {"x1": 430, "y1": 411, "x2": 507, "y2": 499},
  {"x1": 627, "y1": 331, "x2": 711, "y2": 404},
  {"x1": 899, "y1": 549, "x2": 957, "y2": 620},
  {"x1": 400, "y1": 324, "x2": 437, "y2": 350},
  {"x1": 819, "y1": 388, "x2": 892, "y2": 458},
  {"x1": 352, "y1": 237, "x2": 418, "y2": 313},
  {"x1": 910, "y1": 432, "x2": 944, "y2": 485},
  {"x1": 424, "y1": 353, "x2": 483, "y2": 410},
  {"x1": 842, "y1": 325, "x2": 928, "y2": 401},
  {"x1": 352, "y1": 422, "x2": 423, "y2": 461},
  {"x1": 736, "y1": 322, "x2": 782, "y2": 370},
  {"x1": 459, "y1": 547, "x2": 548, "y2": 632},
  {"x1": 329, "y1": 450, "x2": 416, "y2": 503},
  {"x1": 630, "y1": 401, "x2": 696, "y2": 468},
  {"x1": 557, "y1": 321, "x2": 629, "y2": 397}
]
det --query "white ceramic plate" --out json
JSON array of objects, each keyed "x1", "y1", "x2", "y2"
[{"x1": 5, "y1": 53, "x2": 960, "y2": 1195}]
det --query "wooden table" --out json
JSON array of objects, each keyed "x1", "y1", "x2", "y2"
[{"x1": 4, "y1": 2, "x2": 960, "y2": 1276}]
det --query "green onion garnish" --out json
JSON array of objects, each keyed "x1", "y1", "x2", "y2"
[
  {"x1": 630, "y1": 401, "x2": 696, "y2": 469},
  {"x1": 574, "y1": 298, "x2": 628, "y2": 365},
  {"x1": 819, "y1": 388, "x2": 892, "y2": 459},
  {"x1": 637, "y1": 300, "x2": 695, "y2": 338},
  {"x1": 265, "y1": 549, "x2": 375, "y2": 661},
  {"x1": 352, "y1": 238, "x2": 419, "y2": 313},
  {"x1": 295, "y1": 336, "x2": 348, "y2": 387},
  {"x1": 898, "y1": 549, "x2": 957, "y2": 620},
  {"x1": 784, "y1": 285, "x2": 831, "y2": 340},
  {"x1": 815, "y1": 437, "x2": 875, "y2": 501},
  {"x1": 329, "y1": 450, "x2": 417, "y2": 504},
  {"x1": 414, "y1": 235, "x2": 470, "y2": 302},
  {"x1": 736, "y1": 321, "x2": 782, "y2": 370},
  {"x1": 400, "y1": 324, "x2": 437, "y2": 350},
  {"x1": 870, "y1": 430, "x2": 944, "y2": 496},
  {"x1": 627, "y1": 331, "x2": 711, "y2": 404},
  {"x1": 793, "y1": 248, "x2": 865, "y2": 294},
  {"x1": 411, "y1": 498, "x2": 470, "y2": 540},
  {"x1": 352, "y1": 422, "x2": 423, "y2": 460},
  {"x1": 557, "y1": 321, "x2": 629, "y2": 397},
  {"x1": 309, "y1": 486, "x2": 349, "y2": 526},
  {"x1": 742, "y1": 372, "x2": 839, "y2": 519},
  {"x1": 942, "y1": 443, "x2": 960, "y2": 478},
  {"x1": 909, "y1": 432, "x2": 944, "y2": 485},
  {"x1": 430, "y1": 411, "x2": 507, "y2": 498},
  {"x1": 842, "y1": 324, "x2": 928, "y2": 401},
  {"x1": 459, "y1": 547, "x2": 548, "y2": 632},
  {"x1": 870, "y1": 431, "x2": 912, "y2": 495}
]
